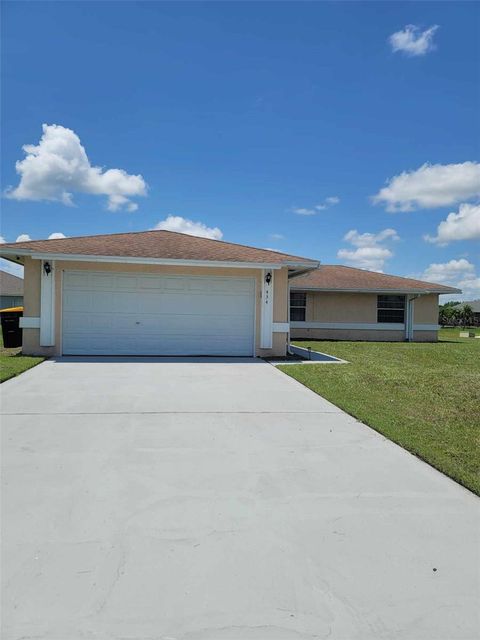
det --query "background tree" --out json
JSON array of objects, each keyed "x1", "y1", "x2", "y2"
[
  {"x1": 461, "y1": 304, "x2": 473, "y2": 327},
  {"x1": 439, "y1": 305, "x2": 456, "y2": 326}
]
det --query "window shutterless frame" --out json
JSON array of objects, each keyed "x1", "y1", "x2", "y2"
[
  {"x1": 377, "y1": 294, "x2": 405, "y2": 323},
  {"x1": 290, "y1": 291, "x2": 307, "y2": 322}
]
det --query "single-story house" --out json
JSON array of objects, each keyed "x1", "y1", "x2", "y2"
[
  {"x1": 290, "y1": 265, "x2": 460, "y2": 342},
  {"x1": 0, "y1": 270, "x2": 24, "y2": 309},
  {"x1": 0, "y1": 230, "x2": 318, "y2": 357},
  {"x1": 452, "y1": 299, "x2": 480, "y2": 325},
  {"x1": 0, "y1": 230, "x2": 460, "y2": 356}
]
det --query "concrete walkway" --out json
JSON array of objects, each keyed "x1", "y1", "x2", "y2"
[{"x1": 1, "y1": 358, "x2": 479, "y2": 639}]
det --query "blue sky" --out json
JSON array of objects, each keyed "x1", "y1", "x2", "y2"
[{"x1": 1, "y1": 1, "x2": 479, "y2": 298}]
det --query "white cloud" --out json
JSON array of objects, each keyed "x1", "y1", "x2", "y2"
[
  {"x1": 107, "y1": 194, "x2": 139, "y2": 212},
  {"x1": 373, "y1": 162, "x2": 480, "y2": 212},
  {"x1": 424, "y1": 203, "x2": 480, "y2": 245},
  {"x1": 315, "y1": 196, "x2": 340, "y2": 210},
  {"x1": 344, "y1": 228, "x2": 400, "y2": 247},
  {"x1": 270, "y1": 233, "x2": 284, "y2": 240},
  {"x1": 292, "y1": 207, "x2": 316, "y2": 216},
  {"x1": 48, "y1": 232, "x2": 67, "y2": 240},
  {"x1": 5, "y1": 124, "x2": 147, "y2": 212},
  {"x1": 337, "y1": 246, "x2": 393, "y2": 272},
  {"x1": 293, "y1": 196, "x2": 340, "y2": 215},
  {"x1": 389, "y1": 24, "x2": 439, "y2": 57},
  {"x1": 0, "y1": 258, "x2": 24, "y2": 278},
  {"x1": 0, "y1": 232, "x2": 67, "y2": 242},
  {"x1": 337, "y1": 228, "x2": 399, "y2": 272},
  {"x1": 420, "y1": 259, "x2": 480, "y2": 299},
  {"x1": 152, "y1": 215, "x2": 223, "y2": 240}
]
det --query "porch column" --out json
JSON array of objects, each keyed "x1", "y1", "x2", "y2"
[
  {"x1": 260, "y1": 269, "x2": 274, "y2": 349},
  {"x1": 40, "y1": 260, "x2": 55, "y2": 346}
]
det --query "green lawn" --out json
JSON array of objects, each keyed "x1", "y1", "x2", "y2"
[
  {"x1": 0, "y1": 336, "x2": 44, "y2": 383},
  {"x1": 280, "y1": 328, "x2": 480, "y2": 495}
]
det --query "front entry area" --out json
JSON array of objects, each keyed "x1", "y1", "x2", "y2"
[{"x1": 61, "y1": 271, "x2": 256, "y2": 356}]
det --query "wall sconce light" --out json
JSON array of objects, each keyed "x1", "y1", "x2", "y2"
[
  {"x1": 265, "y1": 272, "x2": 272, "y2": 285},
  {"x1": 43, "y1": 261, "x2": 52, "y2": 276}
]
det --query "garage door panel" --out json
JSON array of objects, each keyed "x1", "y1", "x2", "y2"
[
  {"x1": 64, "y1": 272, "x2": 116, "y2": 290},
  {"x1": 63, "y1": 312, "x2": 115, "y2": 332},
  {"x1": 62, "y1": 272, "x2": 255, "y2": 356},
  {"x1": 63, "y1": 291, "x2": 95, "y2": 312},
  {"x1": 163, "y1": 277, "x2": 187, "y2": 291},
  {"x1": 63, "y1": 333, "x2": 253, "y2": 356},
  {"x1": 64, "y1": 311, "x2": 253, "y2": 335},
  {"x1": 63, "y1": 272, "x2": 90, "y2": 289},
  {"x1": 155, "y1": 293, "x2": 251, "y2": 316},
  {"x1": 115, "y1": 275, "x2": 142, "y2": 290}
]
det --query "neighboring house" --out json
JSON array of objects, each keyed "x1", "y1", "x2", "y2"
[
  {"x1": 0, "y1": 230, "x2": 318, "y2": 357},
  {"x1": 452, "y1": 300, "x2": 480, "y2": 325},
  {"x1": 289, "y1": 265, "x2": 460, "y2": 342},
  {"x1": 0, "y1": 231, "x2": 460, "y2": 356},
  {"x1": 0, "y1": 270, "x2": 24, "y2": 309}
]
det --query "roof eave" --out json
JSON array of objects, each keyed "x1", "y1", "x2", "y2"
[
  {"x1": 289, "y1": 285, "x2": 462, "y2": 294},
  {"x1": 0, "y1": 247, "x2": 317, "y2": 270}
]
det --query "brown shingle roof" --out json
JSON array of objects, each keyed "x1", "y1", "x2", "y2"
[
  {"x1": 0, "y1": 270, "x2": 24, "y2": 296},
  {"x1": 0, "y1": 230, "x2": 318, "y2": 267},
  {"x1": 290, "y1": 265, "x2": 461, "y2": 294}
]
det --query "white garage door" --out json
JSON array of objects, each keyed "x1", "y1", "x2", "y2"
[{"x1": 62, "y1": 271, "x2": 255, "y2": 356}]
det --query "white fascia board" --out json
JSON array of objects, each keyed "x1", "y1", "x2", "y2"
[
  {"x1": 1, "y1": 250, "x2": 284, "y2": 270},
  {"x1": 0, "y1": 249, "x2": 27, "y2": 258},
  {"x1": 289, "y1": 286, "x2": 459, "y2": 294},
  {"x1": 283, "y1": 260, "x2": 320, "y2": 269},
  {"x1": 0, "y1": 248, "x2": 318, "y2": 270}
]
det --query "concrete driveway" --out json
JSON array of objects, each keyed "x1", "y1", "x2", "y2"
[{"x1": 1, "y1": 358, "x2": 479, "y2": 640}]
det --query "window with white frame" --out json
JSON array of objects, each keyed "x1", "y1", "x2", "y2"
[
  {"x1": 290, "y1": 291, "x2": 307, "y2": 321},
  {"x1": 377, "y1": 295, "x2": 405, "y2": 323}
]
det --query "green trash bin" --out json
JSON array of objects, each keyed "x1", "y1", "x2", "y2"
[{"x1": 0, "y1": 306, "x2": 23, "y2": 348}]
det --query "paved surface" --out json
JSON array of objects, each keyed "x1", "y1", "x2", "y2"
[{"x1": 1, "y1": 357, "x2": 479, "y2": 640}]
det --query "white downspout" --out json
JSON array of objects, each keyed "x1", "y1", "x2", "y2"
[
  {"x1": 287, "y1": 280, "x2": 292, "y2": 355},
  {"x1": 406, "y1": 294, "x2": 423, "y2": 342}
]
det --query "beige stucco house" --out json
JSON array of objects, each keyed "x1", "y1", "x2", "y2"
[
  {"x1": 0, "y1": 230, "x2": 459, "y2": 356},
  {"x1": 0, "y1": 230, "x2": 318, "y2": 358},
  {"x1": 289, "y1": 265, "x2": 460, "y2": 342}
]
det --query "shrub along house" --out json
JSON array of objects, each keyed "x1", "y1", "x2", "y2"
[{"x1": 289, "y1": 265, "x2": 460, "y2": 342}]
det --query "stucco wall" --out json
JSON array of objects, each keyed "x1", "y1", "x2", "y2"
[
  {"x1": 22, "y1": 258, "x2": 43, "y2": 356},
  {"x1": 413, "y1": 294, "x2": 439, "y2": 324},
  {"x1": 291, "y1": 290, "x2": 439, "y2": 342},
  {"x1": 307, "y1": 292, "x2": 377, "y2": 323},
  {"x1": 21, "y1": 259, "x2": 289, "y2": 357}
]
